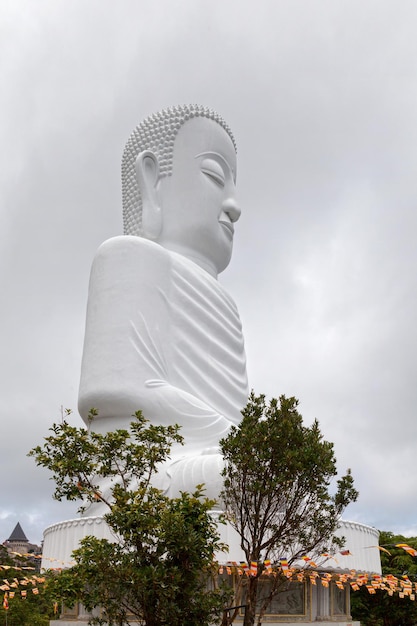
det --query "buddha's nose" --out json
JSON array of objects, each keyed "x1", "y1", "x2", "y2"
[{"x1": 222, "y1": 197, "x2": 241, "y2": 223}]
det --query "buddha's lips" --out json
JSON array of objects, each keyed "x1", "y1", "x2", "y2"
[{"x1": 219, "y1": 220, "x2": 234, "y2": 236}]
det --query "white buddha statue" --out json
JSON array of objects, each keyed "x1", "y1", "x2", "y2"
[{"x1": 78, "y1": 105, "x2": 248, "y2": 501}]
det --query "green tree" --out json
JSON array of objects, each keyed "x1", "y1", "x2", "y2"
[
  {"x1": 351, "y1": 531, "x2": 417, "y2": 626},
  {"x1": 29, "y1": 411, "x2": 230, "y2": 626},
  {"x1": 220, "y1": 392, "x2": 358, "y2": 626}
]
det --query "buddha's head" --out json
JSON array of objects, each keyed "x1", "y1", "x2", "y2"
[{"x1": 122, "y1": 105, "x2": 241, "y2": 276}]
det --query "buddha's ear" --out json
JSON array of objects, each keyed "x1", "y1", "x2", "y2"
[{"x1": 135, "y1": 150, "x2": 162, "y2": 240}]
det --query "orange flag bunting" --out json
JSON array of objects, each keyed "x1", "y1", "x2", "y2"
[
  {"x1": 2, "y1": 593, "x2": 8, "y2": 610},
  {"x1": 396, "y1": 544, "x2": 417, "y2": 557}
]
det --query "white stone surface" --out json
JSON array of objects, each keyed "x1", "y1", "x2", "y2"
[
  {"x1": 78, "y1": 235, "x2": 248, "y2": 451},
  {"x1": 41, "y1": 516, "x2": 114, "y2": 570},
  {"x1": 291, "y1": 520, "x2": 381, "y2": 575},
  {"x1": 42, "y1": 515, "x2": 380, "y2": 576},
  {"x1": 332, "y1": 520, "x2": 381, "y2": 574},
  {"x1": 41, "y1": 512, "x2": 242, "y2": 569},
  {"x1": 78, "y1": 108, "x2": 248, "y2": 506}
]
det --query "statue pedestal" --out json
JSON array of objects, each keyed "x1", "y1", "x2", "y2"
[
  {"x1": 43, "y1": 519, "x2": 377, "y2": 626},
  {"x1": 41, "y1": 511, "x2": 245, "y2": 572},
  {"x1": 42, "y1": 517, "x2": 381, "y2": 574},
  {"x1": 41, "y1": 516, "x2": 114, "y2": 570}
]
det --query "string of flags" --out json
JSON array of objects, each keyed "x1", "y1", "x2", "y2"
[
  {"x1": 1, "y1": 553, "x2": 49, "y2": 608},
  {"x1": 217, "y1": 561, "x2": 417, "y2": 600},
  {"x1": 0, "y1": 575, "x2": 45, "y2": 590},
  {"x1": 393, "y1": 544, "x2": 417, "y2": 557},
  {"x1": 215, "y1": 543, "x2": 417, "y2": 601},
  {"x1": 1, "y1": 542, "x2": 417, "y2": 609},
  {"x1": 1, "y1": 573, "x2": 45, "y2": 609},
  {"x1": 217, "y1": 549, "x2": 356, "y2": 579},
  {"x1": 365, "y1": 543, "x2": 417, "y2": 558},
  {"x1": 5, "y1": 542, "x2": 415, "y2": 571},
  {"x1": 2, "y1": 551, "x2": 76, "y2": 569}
]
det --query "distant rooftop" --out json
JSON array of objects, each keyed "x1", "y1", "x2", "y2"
[{"x1": 7, "y1": 522, "x2": 28, "y2": 543}]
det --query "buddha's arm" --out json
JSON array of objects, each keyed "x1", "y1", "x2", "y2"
[
  {"x1": 79, "y1": 376, "x2": 234, "y2": 449},
  {"x1": 78, "y1": 236, "x2": 236, "y2": 449},
  {"x1": 135, "y1": 380, "x2": 235, "y2": 448}
]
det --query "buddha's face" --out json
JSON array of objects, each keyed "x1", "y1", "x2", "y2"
[{"x1": 156, "y1": 117, "x2": 240, "y2": 276}]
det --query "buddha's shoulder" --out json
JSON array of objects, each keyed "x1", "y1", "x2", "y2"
[{"x1": 93, "y1": 236, "x2": 172, "y2": 271}]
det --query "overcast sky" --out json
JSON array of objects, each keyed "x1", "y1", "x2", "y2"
[{"x1": 1, "y1": 0, "x2": 417, "y2": 547}]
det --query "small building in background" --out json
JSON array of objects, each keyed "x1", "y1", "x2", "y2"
[{"x1": 2, "y1": 521, "x2": 42, "y2": 571}]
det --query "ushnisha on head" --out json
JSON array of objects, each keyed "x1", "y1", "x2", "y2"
[{"x1": 121, "y1": 104, "x2": 241, "y2": 277}]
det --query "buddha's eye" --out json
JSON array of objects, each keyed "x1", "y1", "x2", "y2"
[{"x1": 200, "y1": 158, "x2": 225, "y2": 187}]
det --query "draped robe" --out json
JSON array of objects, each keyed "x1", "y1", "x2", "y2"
[{"x1": 79, "y1": 236, "x2": 248, "y2": 491}]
